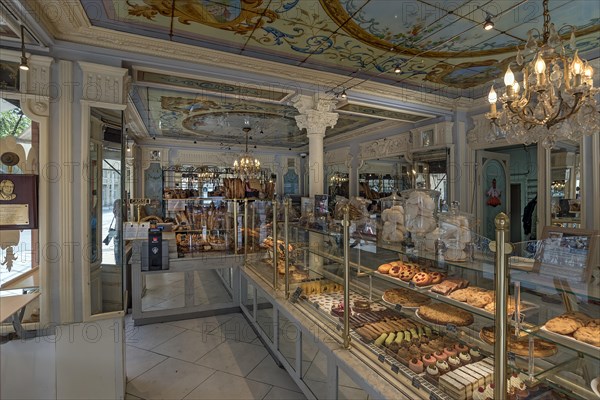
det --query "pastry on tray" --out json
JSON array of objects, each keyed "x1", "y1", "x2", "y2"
[
  {"x1": 480, "y1": 326, "x2": 557, "y2": 357},
  {"x1": 382, "y1": 288, "x2": 431, "y2": 307},
  {"x1": 545, "y1": 312, "x2": 600, "y2": 347},
  {"x1": 418, "y1": 303, "x2": 474, "y2": 326}
]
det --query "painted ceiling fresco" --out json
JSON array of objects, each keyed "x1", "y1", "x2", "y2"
[
  {"x1": 82, "y1": 0, "x2": 600, "y2": 98},
  {"x1": 131, "y1": 84, "x2": 386, "y2": 148}
]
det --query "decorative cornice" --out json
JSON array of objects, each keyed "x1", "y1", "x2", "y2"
[
  {"x1": 324, "y1": 119, "x2": 402, "y2": 146},
  {"x1": 125, "y1": 94, "x2": 148, "y2": 139},
  {"x1": 467, "y1": 114, "x2": 495, "y2": 146},
  {"x1": 360, "y1": 133, "x2": 410, "y2": 161},
  {"x1": 324, "y1": 147, "x2": 350, "y2": 166},
  {"x1": 77, "y1": 61, "x2": 129, "y2": 104}
]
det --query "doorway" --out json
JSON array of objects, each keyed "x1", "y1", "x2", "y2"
[
  {"x1": 510, "y1": 183, "x2": 522, "y2": 242},
  {"x1": 476, "y1": 151, "x2": 510, "y2": 239}
]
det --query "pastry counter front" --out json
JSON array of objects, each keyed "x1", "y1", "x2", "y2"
[{"x1": 243, "y1": 203, "x2": 600, "y2": 400}]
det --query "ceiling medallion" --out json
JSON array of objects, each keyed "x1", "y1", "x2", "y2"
[
  {"x1": 486, "y1": 0, "x2": 598, "y2": 148},
  {"x1": 233, "y1": 127, "x2": 261, "y2": 180}
]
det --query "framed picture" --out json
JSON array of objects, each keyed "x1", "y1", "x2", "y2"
[
  {"x1": 533, "y1": 226, "x2": 598, "y2": 283},
  {"x1": 0, "y1": 174, "x2": 38, "y2": 230}
]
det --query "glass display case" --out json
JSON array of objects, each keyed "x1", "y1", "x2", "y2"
[{"x1": 244, "y1": 203, "x2": 600, "y2": 400}]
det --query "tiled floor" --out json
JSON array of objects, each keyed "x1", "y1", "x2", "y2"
[{"x1": 125, "y1": 313, "x2": 307, "y2": 400}]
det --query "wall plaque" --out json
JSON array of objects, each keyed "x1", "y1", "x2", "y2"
[{"x1": 0, "y1": 174, "x2": 37, "y2": 229}]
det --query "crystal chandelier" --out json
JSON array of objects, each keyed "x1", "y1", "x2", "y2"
[
  {"x1": 486, "y1": 0, "x2": 599, "y2": 148},
  {"x1": 233, "y1": 127, "x2": 261, "y2": 179}
]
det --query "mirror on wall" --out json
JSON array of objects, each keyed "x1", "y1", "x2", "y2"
[
  {"x1": 411, "y1": 149, "x2": 449, "y2": 211},
  {"x1": 358, "y1": 158, "x2": 409, "y2": 201},
  {"x1": 88, "y1": 107, "x2": 125, "y2": 315},
  {"x1": 550, "y1": 140, "x2": 581, "y2": 228}
]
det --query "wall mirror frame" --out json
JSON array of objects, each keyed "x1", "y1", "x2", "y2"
[
  {"x1": 81, "y1": 100, "x2": 127, "y2": 322},
  {"x1": 549, "y1": 140, "x2": 582, "y2": 229}
]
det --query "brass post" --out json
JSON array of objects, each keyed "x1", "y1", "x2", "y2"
[
  {"x1": 494, "y1": 212, "x2": 510, "y2": 400},
  {"x1": 343, "y1": 204, "x2": 351, "y2": 349},
  {"x1": 233, "y1": 200, "x2": 238, "y2": 254},
  {"x1": 284, "y1": 198, "x2": 290, "y2": 299},
  {"x1": 272, "y1": 200, "x2": 278, "y2": 290},
  {"x1": 244, "y1": 199, "x2": 248, "y2": 255}
]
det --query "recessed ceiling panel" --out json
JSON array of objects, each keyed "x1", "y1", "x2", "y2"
[{"x1": 134, "y1": 85, "x2": 381, "y2": 148}]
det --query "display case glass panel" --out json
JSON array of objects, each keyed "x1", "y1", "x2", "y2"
[{"x1": 278, "y1": 313, "x2": 298, "y2": 371}]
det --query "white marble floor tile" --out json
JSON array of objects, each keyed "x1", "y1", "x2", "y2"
[
  {"x1": 147, "y1": 293, "x2": 185, "y2": 310},
  {"x1": 196, "y1": 340, "x2": 268, "y2": 377},
  {"x1": 246, "y1": 355, "x2": 301, "y2": 392},
  {"x1": 165, "y1": 314, "x2": 234, "y2": 333},
  {"x1": 126, "y1": 322, "x2": 185, "y2": 350},
  {"x1": 125, "y1": 345, "x2": 167, "y2": 382},
  {"x1": 263, "y1": 386, "x2": 307, "y2": 400},
  {"x1": 183, "y1": 371, "x2": 272, "y2": 400},
  {"x1": 211, "y1": 315, "x2": 257, "y2": 342},
  {"x1": 127, "y1": 357, "x2": 214, "y2": 400},
  {"x1": 152, "y1": 330, "x2": 226, "y2": 362},
  {"x1": 303, "y1": 379, "x2": 331, "y2": 400},
  {"x1": 338, "y1": 385, "x2": 369, "y2": 400}
]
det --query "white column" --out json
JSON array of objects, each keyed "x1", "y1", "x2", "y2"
[
  {"x1": 307, "y1": 131, "x2": 325, "y2": 197},
  {"x1": 293, "y1": 95, "x2": 339, "y2": 197}
]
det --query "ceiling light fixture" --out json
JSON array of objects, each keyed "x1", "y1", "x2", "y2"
[
  {"x1": 486, "y1": 0, "x2": 598, "y2": 148},
  {"x1": 19, "y1": 25, "x2": 29, "y2": 71},
  {"x1": 394, "y1": 64, "x2": 402, "y2": 74},
  {"x1": 233, "y1": 127, "x2": 261, "y2": 180},
  {"x1": 340, "y1": 89, "x2": 347, "y2": 99},
  {"x1": 483, "y1": 15, "x2": 494, "y2": 31}
]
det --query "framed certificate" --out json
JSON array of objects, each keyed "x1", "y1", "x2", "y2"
[{"x1": 0, "y1": 174, "x2": 38, "y2": 230}]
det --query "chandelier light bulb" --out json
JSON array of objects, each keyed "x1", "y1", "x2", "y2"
[
  {"x1": 534, "y1": 54, "x2": 546, "y2": 74},
  {"x1": 504, "y1": 66, "x2": 515, "y2": 86},
  {"x1": 488, "y1": 86, "x2": 497, "y2": 104},
  {"x1": 583, "y1": 64, "x2": 593, "y2": 78},
  {"x1": 571, "y1": 51, "x2": 583, "y2": 75},
  {"x1": 512, "y1": 81, "x2": 520, "y2": 94}
]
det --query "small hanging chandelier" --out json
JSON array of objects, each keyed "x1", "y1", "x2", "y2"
[
  {"x1": 233, "y1": 127, "x2": 261, "y2": 179},
  {"x1": 485, "y1": 0, "x2": 598, "y2": 148}
]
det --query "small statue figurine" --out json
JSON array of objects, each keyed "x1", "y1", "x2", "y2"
[
  {"x1": 486, "y1": 178, "x2": 502, "y2": 207},
  {"x1": 1, "y1": 247, "x2": 18, "y2": 271}
]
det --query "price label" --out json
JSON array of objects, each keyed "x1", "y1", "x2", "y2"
[
  {"x1": 446, "y1": 323, "x2": 457, "y2": 333},
  {"x1": 412, "y1": 376, "x2": 421, "y2": 389},
  {"x1": 408, "y1": 281, "x2": 416, "y2": 289},
  {"x1": 394, "y1": 304, "x2": 403, "y2": 312},
  {"x1": 391, "y1": 365, "x2": 400, "y2": 374},
  {"x1": 378, "y1": 354, "x2": 385, "y2": 363},
  {"x1": 129, "y1": 198, "x2": 151, "y2": 205}
]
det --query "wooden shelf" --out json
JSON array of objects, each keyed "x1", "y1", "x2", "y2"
[{"x1": 0, "y1": 267, "x2": 39, "y2": 291}]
